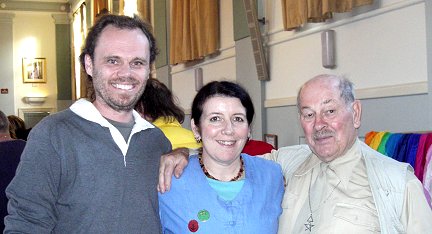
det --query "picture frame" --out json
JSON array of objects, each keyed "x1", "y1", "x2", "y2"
[
  {"x1": 22, "y1": 58, "x2": 47, "y2": 83},
  {"x1": 264, "y1": 134, "x2": 278, "y2": 149}
]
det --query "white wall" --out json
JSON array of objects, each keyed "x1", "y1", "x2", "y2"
[
  {"x1": 265, "y1": 0, "x2": 428, "y2": 105},
  {"x1": 0, "y1": 13, "x2": 14, "y2": 115},
  {"x1": 171, "y1": 52, "x2": 236, "y2": 111},
  {"x1": 13, "y1": 12, "x2": 58, "y2": 114}
]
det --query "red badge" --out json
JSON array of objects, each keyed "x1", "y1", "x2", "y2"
[{"x1": 188, "y1": 219, "x2": 199, "y2": 232}]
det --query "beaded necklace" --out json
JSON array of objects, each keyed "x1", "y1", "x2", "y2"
[{"x1": 198, "y1": 154, "x2": 244, "y2": 181}]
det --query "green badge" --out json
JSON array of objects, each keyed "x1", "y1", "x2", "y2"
[{"x1": 197, "y1": 209, "x2": 210, "y2": 222}]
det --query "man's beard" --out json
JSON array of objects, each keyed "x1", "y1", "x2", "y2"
[{"x1": 93, "y1": 71, "x2": 146, "y2": 112}]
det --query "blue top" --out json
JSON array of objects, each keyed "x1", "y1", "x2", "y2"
[{"x1": 159, "y1": 154, "x2": 284, "y2": 234}]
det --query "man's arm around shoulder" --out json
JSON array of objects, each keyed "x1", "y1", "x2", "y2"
[{"x1": 260, "y1": 145, "x2": 311, "y2": 177}]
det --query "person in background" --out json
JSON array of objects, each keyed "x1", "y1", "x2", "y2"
[
  {"x1": 159, "y1": 81, "x2": 284, "y2": 233},
  {"x1": 135, "y1": 78, "x2": 201, "y2": 150},
  {"x1": 0, "y1": 111, "x2": 26, "y2": 232},
  {"x1": 159, "y1": 74, "x2": 432, "y2": 233},
  {"x1": 7, "y1": 115, "x2": 30, "y2": 141},
  {"x1": 4, "y1": 14, "x2": 172, "y2": 233}
]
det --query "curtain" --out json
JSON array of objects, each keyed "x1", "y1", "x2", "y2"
[
  {"x1": 170, "y1": 0, "x2": 219, "y2": 65},
  {"x1": 137, "y1": 0, "x2": 151, "y2": 22},
  {"x1": 281, "y1": 0, "x2": 373, "y2": 30},
  {"x1": 119, "y1": 0, "x2": 124, "y2": 15},
  {"x1": 71, "y1": 3, "x2": 87, "y2": 100},
  {"x1": 79, "y1": 5, "x2": 89, "y2": 99},
  {"x1": 94, "y1": 0, "x2": 108, "y2": 19},
  {"x1": 118, "y1": 0, "x2": 150, "y2": 22}
]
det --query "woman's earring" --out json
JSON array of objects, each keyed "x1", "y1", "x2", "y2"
[{"x1": 195, "y1": 136, "x2": 202, "y2": 143}]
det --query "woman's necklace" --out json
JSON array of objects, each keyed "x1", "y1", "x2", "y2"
[
  {"x1": 305, "y1": 166, "x2": 341, "y2": 232},
  {"x1": 198, "y1": 154, "x2": 244, "y2": 181}
]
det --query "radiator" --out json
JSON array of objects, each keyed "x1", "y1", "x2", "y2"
[{"x1": 18, "y1": 108, "x2": 54, "y2": 128}]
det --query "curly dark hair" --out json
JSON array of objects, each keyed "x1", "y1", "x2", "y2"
[
  {"x1": 135, "y1": 78, "x2": 185, "y2": 123},
  {"x1": 79, "y1": 14, "x2": 159, "y2": 101}
]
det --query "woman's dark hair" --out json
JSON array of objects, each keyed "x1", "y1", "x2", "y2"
[
  {"x1": 79, "y1": 14, "x2": 158, "y2": 101},
  {"x1": 135, "y1": 78, "x2": 185, "y2": 123},
  {"x1": 191, "y1": 81, "x2": 254, "y2": 127},
  {"x1": 7, "y1": 115, "x2": 26, "y2": 140}
]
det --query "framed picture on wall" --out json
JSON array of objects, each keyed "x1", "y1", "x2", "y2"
[
  {"x1": 22, "y1": 58, "x2": 47, "y2": 83},
  {"x1": 264, "y1": 134, "x2": 278, "y2": 149}
]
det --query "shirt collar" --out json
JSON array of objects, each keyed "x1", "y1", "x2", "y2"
[
  {"x1": 328, "y1": 139, "x2": 362, "y2": 189},
  {"x1": 294, "y1": 153, "x2": 321, "y2": 177},
  {"x1": 70, "y1": 99, "x2": 154, "y2": 130},
  {"x1": 132, "y1": 108, "x2": 155, "y2": 130},
  {"x1": 70, "y1": 99, "x2": 155, "y2": 160},
  {"x1": 294, "y1": 138, "x2": 362, "y2": 189}
]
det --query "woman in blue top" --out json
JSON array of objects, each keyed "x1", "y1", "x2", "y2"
[{"x1": 159, "y1": 81, "x2": 284, "y2": 233}]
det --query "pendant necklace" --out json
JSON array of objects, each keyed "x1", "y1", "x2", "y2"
[
  {"x1": 305, "y1": 166, "x2": 341, "y2": 232},
  {"x1": 305, "y1": 173, "x2": 315, "y2": 232}
]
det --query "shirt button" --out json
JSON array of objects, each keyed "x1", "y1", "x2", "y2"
[
  {"x1": 229, "y1": 221, "x2": 236, "y2": 226},
  {"x1": 188, "y1": 220, "x2": 199, "y2": 232}
]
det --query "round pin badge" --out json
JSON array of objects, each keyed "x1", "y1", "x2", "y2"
[
  {"x1": 188, "y1": 219, "x2": 199, "y2": 232},
  {"x1": 197, "y1": 209, "x2": 210, "y2": 222}
]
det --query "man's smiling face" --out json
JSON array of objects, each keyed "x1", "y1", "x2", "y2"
[
  {"x1": 298, "y1": 77, "x2": 361, "y2": 162},
  {"x1": 84, "y1": 25, "x2": 151, "y2": 113}
]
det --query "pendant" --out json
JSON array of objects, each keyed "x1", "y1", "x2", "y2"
[{"x1": 304, "y1": 214, "x2": 314, "y2": 231}]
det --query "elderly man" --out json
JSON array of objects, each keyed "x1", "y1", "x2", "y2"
[
  {"x1": 159, "y1": 74, "x2": 432, "y2": 233},
  {"x1": 264, "y1": 74, "x2": 432, "y2": 233}
]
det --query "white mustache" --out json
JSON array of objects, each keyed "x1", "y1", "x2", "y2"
[{"x1": 313, "y1": 130, "x2": 334, "y2": 140}]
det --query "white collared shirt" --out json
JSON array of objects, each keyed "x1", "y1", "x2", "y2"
[{"x1": 69, "y1": 99, "x2": 154, "y2": 164}]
